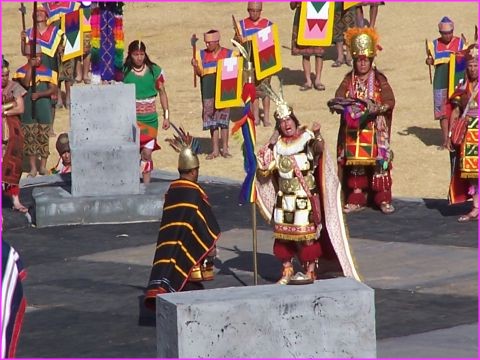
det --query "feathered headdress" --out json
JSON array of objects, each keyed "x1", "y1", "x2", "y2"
[
  {"x1": 260, "y1": 76, "x2": 292, "y2": 119},
  {"x1": 165, "y1": 123, "x2": 201, "y2": 171}
]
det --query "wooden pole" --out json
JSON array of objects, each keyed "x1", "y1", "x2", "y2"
[{"x1": 252, "y1": 202, "x2": 258, "y2": 285}]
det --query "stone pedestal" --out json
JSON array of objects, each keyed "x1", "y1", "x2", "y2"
[
  {"x1": 156, "y1": 278, "x2": 376, "y2": 358},
  {"x1": 32, "y1": 83, "x2": 168, "y2": 227}
]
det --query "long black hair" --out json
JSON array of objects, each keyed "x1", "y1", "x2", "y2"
[{"x1": 123, "y1": 40, "x2": 157, "y2": 76}]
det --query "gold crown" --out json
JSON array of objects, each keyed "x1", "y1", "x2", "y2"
[
  {"x1": 260, "y1": 77, "x2": 292, "y2": 119},
  {"x1": 345, "y1": 27, "x2": 379, "y2": 58}
]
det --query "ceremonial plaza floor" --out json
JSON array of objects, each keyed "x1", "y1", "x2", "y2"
[{"x1": 3, "y1": 171, "x2": 478, "y2": 358}]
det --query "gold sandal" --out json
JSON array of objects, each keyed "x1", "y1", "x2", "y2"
[{"x1": 277, "y1": 265, "x2": 294, "y2": 285}]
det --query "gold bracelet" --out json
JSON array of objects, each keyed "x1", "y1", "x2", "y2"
[{"x1": 163, "y1": 109, "x2": 169, "y2": 120}]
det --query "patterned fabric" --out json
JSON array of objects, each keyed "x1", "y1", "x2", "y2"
[
  {"x1": 202, "y1": 98, "x2": 230, "y2": 130},
  {"x1": 2, "y1": 115, "x2": 24, "y2": 186},
  {"x1": 144, "y1": 179, "x2": 220, "y2": 307},
  {"x1": 427, "y1": 37, "x2": 464, "y2": 66},
  {"x1": 90, "y1": 2, "x2": 124, "y2": 82},
  {"x1": 26, "y1": 25, "x2": 64, "y2": 58},
  {"x1": 334, "y1": 69, "x2": 395, "y2": 206},
  {"x1": 449, "y1": 80, "x2": 478, "y2": 204},
  {"x1": 2, "y1": 81, "x2": 26, "y2": 183},
  {"x1": 333, "y1": 2, "x2": 355, "y2": 43},
  {"x1": 240, "y1": 17, "x2": 272, "y2": 38},
  {"x1": 1, "y1": 241, "x2": 27, "y2": 359}
]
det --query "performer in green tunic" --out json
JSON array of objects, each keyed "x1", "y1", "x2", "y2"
[{"x1": 123, "y1": 40, "x2": 170, "y2": 184}]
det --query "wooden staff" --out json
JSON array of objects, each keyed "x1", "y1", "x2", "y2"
[
  {"x1": 31, "y1": 2, "x2": 38, "y2": 119},
  {"x1": 425, "y1": 39, "x2": 432, "y2": 85},
  {"x1": 19, "y1": 3, "x2": 27, "y2": 31},
  {"x1": 190, "y1": 34, "x2": 198, "y2": 88}
]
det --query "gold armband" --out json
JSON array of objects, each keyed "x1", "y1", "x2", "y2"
[
  {"x1": 2, "y1": 102, "x2": 15, "y2": 113},
  {"x1": 256, "y1": 167, "x2": 271, "y2": 178}
]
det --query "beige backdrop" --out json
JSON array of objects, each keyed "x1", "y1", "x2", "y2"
[{"x1": 2, "y1": 1, "x2": 478, "y2": 200}]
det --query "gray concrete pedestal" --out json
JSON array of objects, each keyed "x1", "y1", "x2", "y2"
[{"x1": 156, "y1": 277, "x2": 376, "y2": 358}]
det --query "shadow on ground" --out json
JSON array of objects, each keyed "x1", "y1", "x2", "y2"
[{"x1": 397, "y1": 126, "x2": 442, "y2": 147}]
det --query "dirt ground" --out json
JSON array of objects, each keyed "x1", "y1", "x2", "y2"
[{"x1": 1, "y1": 2, "x2": 478, "y2": 200}]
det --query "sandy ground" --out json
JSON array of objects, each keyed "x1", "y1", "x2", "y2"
[{"x1": 1, "y1": 1, "x2": 478, "y2": 200}]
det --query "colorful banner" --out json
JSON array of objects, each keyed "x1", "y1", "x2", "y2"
[
  {"x1": 448, "y1": 52, "x2": 467, "y2": 97},
  {"x1": 231, "y1": 83, "x2": 257, "y2": 204},
  {"x1": 297, "y1": 2, "x2": 335, "y2": 47},
  {"x1": 80, "y1": 6, "x2": 92, "y2": 32},
  {"x1": 44, "y1": 2, "x2": 80, "y2": 25},
  {"x1": 25, "y1": 25, "x2": 63, "y2": 58},
  {"x1": 215, "y1": 56, "x2": 244, "y2": 109},
  {"x1": 251, "y1": 24, "x2": 282, "y2": 81},
  {"x1": 61, "y1": 10, "x2": 83, "y2": 61},
  {"x1": 344, "y1": 2, "x2": 360, "y2": 10}
]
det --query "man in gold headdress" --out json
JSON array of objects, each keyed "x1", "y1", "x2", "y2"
[
  {"x1": 144, "y1": 137, "x2": 220, "y2": 310},
  {"x1": 328, "y1": 27, "x2": 396, "y2": 215},
  {"x1": 255, "y1": 80, "x2": 360, "y2": 285}
]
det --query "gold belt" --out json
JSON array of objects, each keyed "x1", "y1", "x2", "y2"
[{"x1": 279, "y1": 174, "x2": 315, "y2": 193}]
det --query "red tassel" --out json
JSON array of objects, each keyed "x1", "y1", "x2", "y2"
[
  {"x1": 347, "y1": 192, "x2": 367, "y2": 206},
  {"x1": 298, "y1": 241, "x2": 322, "y2": 263},
  {"x1": 374, "y1": 191, "x2": 392, "y2": 206},
  {"x1": 347, "y1": 174, "x2": 368, "y2": 190},
  {"x1": 273, "y1": 240, "x2": 296, "y2": 262}
]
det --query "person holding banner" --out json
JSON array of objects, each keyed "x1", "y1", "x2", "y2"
[
  {"x1": 20, "y1": 4, "x2": 64, "y2": 134},
  {"x1": 255, "y1": 80, "x2": 360, "y2": 285},
  {"x1": 235, "y1": 2, "x2": 273, "y2": 127},
  {"x1": 13, "y1": 44, "x2": 57, "y2": 178},
  {"x1": 425, "y1": 17, "x2": 465, "y2": 149},
  {"x1": 191, "y1": 30, "x2": 235, "y2": 159},
  {"x1": 123, "y1": 40, "x2": 170, "y2": 185},
  {"x1": 328, "y1": 27, "x2": 396, "y2": 215},
  {"x1": 446, "y1": 43, "x2": 478, "y2": 222},
  {"x1": 290, "y1": 1, "x2": 325, "y2": 91}
]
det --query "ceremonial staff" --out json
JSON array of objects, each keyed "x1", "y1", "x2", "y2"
[
  {"x1": 425, "y1": 39, "x2": 433, "y2": 85},
  {"x1": 190, "y1": 34, "x2": 198, "y2": 88},
  {"x1": 30, "y1": 2, "x2": 38, "y2": 119},
  {"x1": 19, "y1": 2, "x2": 26, "y2": 30},
  {"x1": 231, "y1": 38, "x2": 259, "y2": 285}
]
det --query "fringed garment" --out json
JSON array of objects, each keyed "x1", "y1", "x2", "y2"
[{"x1": 144, "y1": 179, "x2": 220, "y2": 308}]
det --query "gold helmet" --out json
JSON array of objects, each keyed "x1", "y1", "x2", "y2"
[
  {"x1": 178, "y1": 147, "x2": 199, "y2": 171},
  {"x1": 344, "y1": 27, "x2": 379, "y2": 59},
  {"x1": 165, "y1": 124, "x2": 200, "y2": 171}
]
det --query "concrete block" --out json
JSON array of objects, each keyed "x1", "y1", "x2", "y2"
[
  {"x1": 71, "y1": 144, "x2": 140, "y2": 197},
  {"x1": 156, "y1": 278, "x2": 376, "y2": 358},
  {"x1": 32, "y1": 181, "x2": 169, "y2": 227},
  {"x1": 70, "y1": 84, "x2": 138, "y2": 144},
  {"x1": 70, "y1": 83, "x2": 140, "y2": 197}
]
